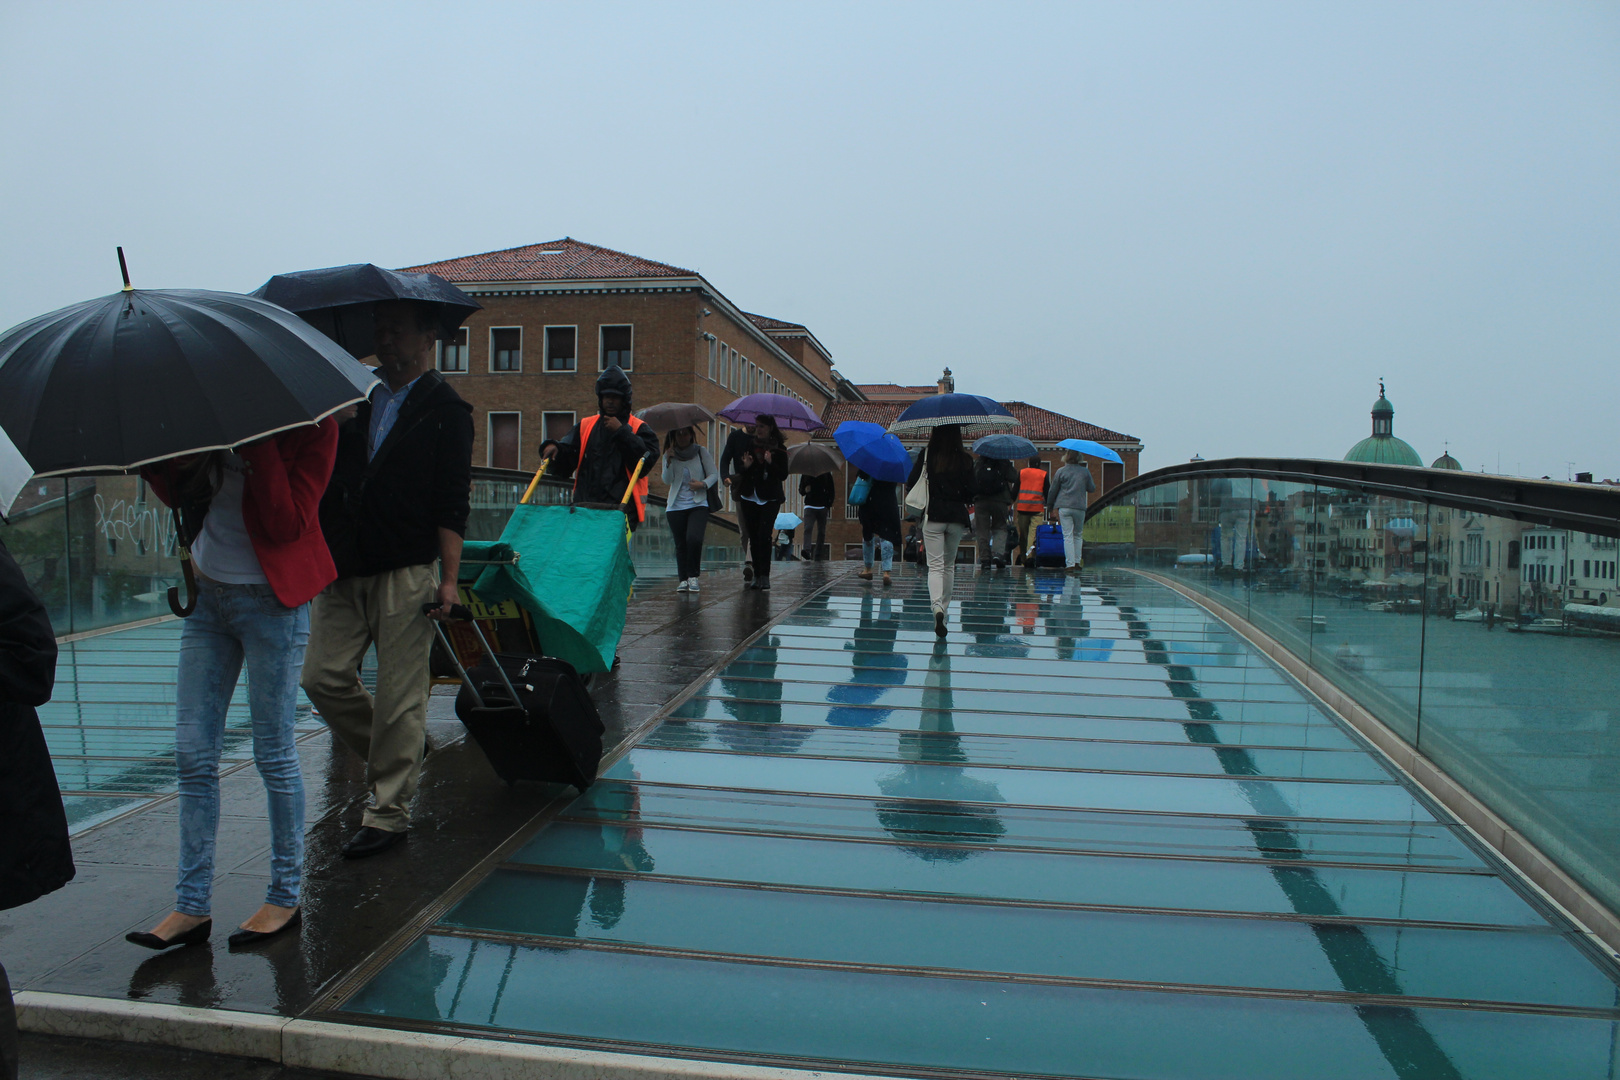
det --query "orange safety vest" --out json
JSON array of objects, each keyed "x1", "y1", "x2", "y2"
[
  {"x1": 574, "y1": 413, "x2": 652, "y2": 519},
  {"x1": 1015, "y1": 467, "x2": 1047, "y2": 512}
]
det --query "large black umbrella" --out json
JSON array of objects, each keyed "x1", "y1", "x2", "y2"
[
  {"x1": 0, "y1": 286, "x2": 378, "y2": 510},
  {"x1": 251, "y1": 263, "x2": 480, "y2": 358}
]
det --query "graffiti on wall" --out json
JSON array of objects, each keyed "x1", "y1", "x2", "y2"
[{"x1": 94, "y1": 494, "x2": 179, "y2": 558}]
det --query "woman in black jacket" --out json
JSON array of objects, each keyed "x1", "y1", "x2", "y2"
[
  {"x1": 733, "y1": 415, "x2": 789, "y2": 592},
  {"x1": 0, "y1": 537, "x2": 67, "y2": 1078},
  {"x1": 905, "y1": 424, "x2": 977, "y2": 635},
  {"x1": 797, "y1": 471, "x2": 835, "y2": 561}
]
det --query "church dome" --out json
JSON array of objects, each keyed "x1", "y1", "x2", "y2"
[
  {"x1": 1344, "y1": 381, "x2": 1422, "y2": 466},
  {"x1": 1431, "y1": 452, "x2": 1462, "y2": 471}
]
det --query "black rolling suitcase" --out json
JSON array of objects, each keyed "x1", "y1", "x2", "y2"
[{"x1": 428, "y1": 604, "x2": 604, "y2": 790}]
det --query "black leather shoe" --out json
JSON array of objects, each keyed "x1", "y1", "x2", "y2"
[
  {"x1": 126, "y1": 918, "x2": 211, "y2": 950},
  {"x1": 227, "y1": 908, "x2": 301, "y2": 949},
  {"x1": 756, "y1": 578, "x2": 771, "y2": 592},
  {"x1": 341, "y1": 826, "x2": 407, "y2": 859}
]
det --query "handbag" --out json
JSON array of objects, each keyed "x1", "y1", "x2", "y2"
[
  {"x1": 848, "y1": 476, "x2": 872, "y2": 507},
  {"x1": 706, "y1": 482, "x2": 723, "y2": 512},
  {"x1": 904, "y1": 461, "x2": 929, "y2": 516}
]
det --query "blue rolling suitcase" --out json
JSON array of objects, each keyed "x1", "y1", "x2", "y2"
[{"x1": 1033, "y1": 523, "x2": 1066, "y2": 567}]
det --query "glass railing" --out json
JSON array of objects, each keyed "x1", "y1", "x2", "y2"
[
  {"x1": 1085, "y1": 461, "x2": 1620, "y2": 922},
  {"x1": 2, "y1": 475, "x2": 182, "y2": 638},
  {"x1": 0, "y1": 468, "x2": 745, "y2": 641}
]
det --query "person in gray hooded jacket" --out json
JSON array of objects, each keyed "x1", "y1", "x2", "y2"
[{"x1": 1045, "y1": 449, "x2": 1097, "y2": 572}]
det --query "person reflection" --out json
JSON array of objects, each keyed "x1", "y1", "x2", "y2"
[
  {"x1": 716, "y1": 634, "x2": 808, "y2": 753},
  {"x1": 128, "y1": 945, "x2": 223, "y2": 1009},
  {"x1": 875, "y1": 641, "x2": 1005, "y2": 860},
  {"x1": 1044, "y1": 577, "x2": 1091, "y2": 661},
  {"x1": 961, "y1": 572, "x2": 1027, "y2": 660},
  {"x1": 529, "y1": 774, "x2": 655, "y2": 942},
  {"x1": 825, "y1": 593, "x2": 908, "y2": 728}
]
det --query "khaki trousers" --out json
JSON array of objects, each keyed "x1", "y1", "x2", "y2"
[
  {"x1": 300, "y1": 565, "x2": 438, "y2": 831},
  {"x1": 1014, "y1": 511, "x2": 1043, "y2": 562}
]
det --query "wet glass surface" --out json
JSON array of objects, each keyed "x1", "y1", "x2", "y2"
[{"x1": 348, "y1": 573, "x2": 1620, "y2": 1078}]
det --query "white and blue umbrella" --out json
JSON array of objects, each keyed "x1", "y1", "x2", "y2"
[
  {"x1": 889, "y1": 393, "x2": 1020, "y2": 434},
  {"x1": 1056, "y1": 438, "x2": 1123, "y2": 464},
  {"x1": 774, "y1": 511, "x2": 803, "y2": 531}
]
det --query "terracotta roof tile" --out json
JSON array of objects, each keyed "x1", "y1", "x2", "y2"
[
  {"x1": 814, "y1": 401, "x2": 1137, "y2": 445},
  {"x1": 403, "y1": 237, "x2": 695, "y2": 284},
  {"x1": 745, "y1": 312, "x2": 806, "y2": 331}
]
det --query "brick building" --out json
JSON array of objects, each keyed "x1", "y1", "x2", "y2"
[
  {"x1": 808, "y1": 372, "x2": 1143, "y2": 559},
  {"x1": 403, "y1": 238, "x2": 857, "y2": 514}
]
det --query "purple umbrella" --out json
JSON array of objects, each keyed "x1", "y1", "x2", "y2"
[{"x1": 716, "y1": 393, "x2": 825, "y2": 432}]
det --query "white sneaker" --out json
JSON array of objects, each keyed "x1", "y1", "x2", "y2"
[
  {"x1": 687, "y1": 578, "x2": 700, "y2": 592},
  {"x1": 676, "y1": 579, "x2": 690, "y2": 592}
]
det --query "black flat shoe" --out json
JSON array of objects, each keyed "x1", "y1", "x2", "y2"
[
  {"x1": 126, "y1": 918, "x2": 211, "y2": 951},
  {"x1": 228, "y1": 908, "x2": 301, "y2": 949},
  {"x1": 934, "y1": 612, "x2": 948, "y2": 637},
  {"x1": 341, "y1": 826, "x2": 407, "y2": 859}
]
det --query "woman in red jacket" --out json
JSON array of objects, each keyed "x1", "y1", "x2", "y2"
[{"x1": 125, "y1": 419, "x2": 338, "y2": 951}]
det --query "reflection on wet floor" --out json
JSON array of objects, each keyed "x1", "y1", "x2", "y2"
[{"x1": 343, "y1": 569, "x2": 1620, "y2": 1080}]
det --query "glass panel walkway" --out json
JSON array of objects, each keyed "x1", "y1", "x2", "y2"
[{"x1": 340, "y1": 570, "x2": 1620, "y2": 1080}]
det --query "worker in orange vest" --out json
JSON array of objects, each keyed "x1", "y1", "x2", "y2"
[
  {"x1": 540, "y1": 365, "x2": 660, "y2": 529},
  {"x1": 1013, "y1": 457, "x2": 1048, "y2": 565}
]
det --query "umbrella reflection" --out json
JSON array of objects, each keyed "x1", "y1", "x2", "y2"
[
  {"x1": 963, "y1": 573, "x2": 1028, "y2": 659},
  {"x1": 875, "y1": 642, "x2": 1005, "y2": 861},
  {"x1": 826, "y1": 594, "x2": 908, "y2": 727}
]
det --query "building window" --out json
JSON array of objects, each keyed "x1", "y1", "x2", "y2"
[
  {"x1": 545, "y1": 326, "x2": 577, "y2": 372},
  {"x1": 708, "y1": 338, "x2": 718, "y2": 381},
  {"x1": 488, "y1": 412, "x2": 521, "y2": 470},
  {"x1": 542, "y1": 411, "x2": 576, "y2": 444},
  {"x1": 600, "y1": 325, "x2": 633, "y2": 371},
  {"x1": 730, "y1": 348, "x2": 739, "y2": 389},
  {"x1": 490, "y1": 328, "x2": 522, "y2": 373},
  {"x1": 438, "y1": 328, "x2": 468, "y2": 373}
]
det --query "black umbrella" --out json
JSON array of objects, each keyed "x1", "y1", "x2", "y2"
[
  {"x1": 0, "y1": 288, "x2": 377, "y2": 485},
  {"x1": 251, "y1": 263, "x2": 481, "y2": 359}
]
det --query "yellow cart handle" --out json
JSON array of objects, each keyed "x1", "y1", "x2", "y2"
[
  {"x1": 620, "y1": 457, "x2": 648, "y2": 543},
  {"x1": 520, "y1": 459, "x2": 550, "y2": 504}
]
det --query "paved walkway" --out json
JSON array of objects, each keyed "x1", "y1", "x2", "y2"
[
  {"x1": 3, "y1": 561, "x2": 837, "y2": 1021},
  {"x1": 332, "y1": 569, "x2": 1620, "y2": 1080}
]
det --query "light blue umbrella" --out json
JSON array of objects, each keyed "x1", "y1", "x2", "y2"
[
  {"x1": 1055, "y1": 438, "x2": 1123, "y2": 464},
  {"x1": 972, "y1": 433, "x2": 1038, "y2": 460},
  {"x1": 775, "y1": 511, "x2": 803, "y2": 530}
]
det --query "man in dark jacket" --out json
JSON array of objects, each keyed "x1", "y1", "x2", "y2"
[
  {"x1": 972, "y1": 455, "x2": 1018, "y2": 569},
  {"x1": 0, "y1": 537, "x2": 66, "y2": 1080},
  {"x1": 303, "y1": 300, "x2": 474, "y2": 860},
  {"x1": 541, "y1": 365, "x2": 659, "y2": 530},
  {"x1": 798, "y1": 471, "x2": 835, "y2": 560}
]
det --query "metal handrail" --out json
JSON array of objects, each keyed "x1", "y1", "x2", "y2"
[{"x1": 1085, "y1": 457, "x2": 1620, "y2": 538}]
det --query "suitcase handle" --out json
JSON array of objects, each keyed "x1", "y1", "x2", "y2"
[
  {"x1": 425, "y1": 605, "x2": 522, "y2": 712},
  {"x1": 423, "y1": 602, "x2": 477, "y2": 621}
]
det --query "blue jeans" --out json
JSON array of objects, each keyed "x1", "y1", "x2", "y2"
[
  {"x1": 174, "y1": 580, "x2": 310, "y2": 917},
  {"x1": 863, "y1": 536, "x2": 894, "y2": 572}
]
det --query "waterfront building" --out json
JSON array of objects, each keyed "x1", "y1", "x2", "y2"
[
  {"x1": 1520, "y1": 525, "x2": 1569, "y2": 616},
  {"x1": 1566, "y1": 530, "x2": 1620, "y2": 608}
]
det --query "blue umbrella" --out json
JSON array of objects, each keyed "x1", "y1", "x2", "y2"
[
  {"x1": 1055, "y1": 438, "x2": 1123, "y2": 464},
  {"x1": 833, "y1": 421, "x2": 911, "y2": 482},
  {"x1": 972, "y1": 433, "x2": 1038, "y2": 460},
  {"x1": 775, "y1": 511, "x2": 803, "y2": 530},
  {"x1": 890, "y1": 393, "x2": 1019, "y2": 434}
]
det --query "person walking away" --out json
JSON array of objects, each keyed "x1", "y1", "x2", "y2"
[
  {"x1": 799, "y1": 471, "x2": 834, "y2": 561},
  {"x1": 855, "y1": 470, "x2": 900, "y2": 587},
  {"x1": 907, "y1": 425, "x2": 977, "y2": 636},
  {"x1": 973, "y1": 454, "x2": 1018, "y2": 569},
  {"x1": 0, "y1": 537, "x2": 67, "y2": 1077},
  {"x1": 719, "y1": 422, "x2": 757, "y2": 581},
  {"x1": 1014, "y1": 457, "x2": 1048, "y2": 565},
  {"x1": 661, "y1": 425, "x2": 718, "y2": 592},
  {"x1": 129, "y1": 419, "x2": 338, "y2": 948},
  {"x1": 303, "y1": 300, "x2": 474, "y2": 861},
  {"x1": 1046, "y1": 449, "x2": 1097, "y2": 573},
  {"x1": 541, "y1": 365, "x2": 660, "y2": 530},
  {"x1": 733, "y1": 415, "x2": 788, "y2": 592}
]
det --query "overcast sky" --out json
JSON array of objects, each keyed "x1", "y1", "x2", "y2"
[{"x1": 3, "y1": 1, "x2": 1615, "y2": 478}]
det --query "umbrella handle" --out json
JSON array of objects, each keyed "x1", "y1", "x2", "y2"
[
  {"x1": 519, "y1": 459, "x2": 550, "y2": 504},
  {"x1": 167, "y1": 550, "x2": 199, "y2": 618}
]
